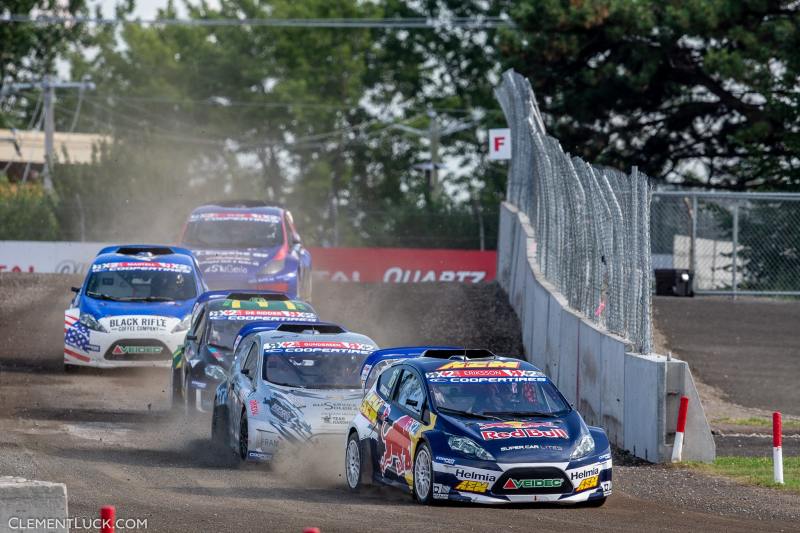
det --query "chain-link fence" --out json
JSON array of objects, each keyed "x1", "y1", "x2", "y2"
[
  {"x1": 652, "y1": 191, "x2": 800, "y2": 295},
  {"x1": 495, "y1": 70, "x2": 653, "y2": 354}
]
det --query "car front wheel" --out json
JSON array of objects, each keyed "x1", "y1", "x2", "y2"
[
  {"x1": 413, "y1": 442, "x2": 434, "y2": 504},
  {"x1": 345, "y1": 432, "x2": 364, "y2": 491}
]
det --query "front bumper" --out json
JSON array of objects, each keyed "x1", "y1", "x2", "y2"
[
  {"x1": 64, "y1": 326, "x2": 186, "y2": 368},
  {"x1": 430, "y1": 455, "x2": 612, "y2": 505}
]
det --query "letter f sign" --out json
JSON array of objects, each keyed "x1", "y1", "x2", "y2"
[{"x1": 489, "y1": 128, "x2": 511, "y2": 160}]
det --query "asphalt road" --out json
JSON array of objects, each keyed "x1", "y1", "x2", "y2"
[
  {"x1": 0, "y1": 274, "x2": 798, "y2": 532},
  {"x1": 653, "y1": 296, "x2": 800, "y2": 416}
]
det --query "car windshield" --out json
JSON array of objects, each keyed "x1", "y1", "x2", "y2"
[
  {"x1": 182, "y1": 213, "x2": 283, "y2": 249},
  {"x1": 206, "y1": 320, "x2": 243, "y2": 349},
  {"x1": 263, "y1": 345, "x2": 373, "y2": 389},
  {"x1": 85, "y1": 263, "x2": 196, "y2": 301},
  {"x1": 426, "y1": 367, "x2": 571, "y2": 417}
]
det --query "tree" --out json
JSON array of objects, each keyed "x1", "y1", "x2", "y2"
[
  {"x1": 0, "y1": 0, "x2": 89, "y2": 128},
  {"x1": 501, "y1": 0, "x2": 800, "y2": 190}
]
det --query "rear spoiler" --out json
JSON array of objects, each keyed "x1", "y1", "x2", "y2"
[
  {"x1": 420, "y1": 348, "x2": 497, "y2": 360},
  {"x1": 196, "y1": 290, "x2": 290, "y2": 306},
  {"x1": 359, "y1": 345, "x2": 461, "y2": 389},
  {"x1": 231, "y1": 320, "x2": 339, "y2": 353},
  {"x1": 97, "y1": 244, "x2": 194, "y2": 257}
]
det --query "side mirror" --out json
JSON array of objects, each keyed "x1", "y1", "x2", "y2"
[
  {"x1": 70, "y1": 287, "x2": 80, "y2": 294},
  {"x1": 186, "y1": 334, "x2": 197, "y2": 341},
  {"x1": 405, "y1": 398, "x2": 418, "y2": 408},
  {"x1": 241, "y1": 368, "x2": 250, "y2": 377}
]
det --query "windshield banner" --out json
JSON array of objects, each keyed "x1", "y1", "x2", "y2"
[
  {"x1": 188, "y1": 212, "x2": 281, "y2": 223},
  {"x1": 208, "y1": 309, "x2": 317, "y2": 321},
  {"x1": 264, "y1": 341, "x2": 375, "y2": 354},
  {"x1": 90, "y1": 262, "x2": 192, "y2": 273}
]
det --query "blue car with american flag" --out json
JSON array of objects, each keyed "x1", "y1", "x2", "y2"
[{"x1": 64, "y1": 245, "x2": 207, "y2": 370}]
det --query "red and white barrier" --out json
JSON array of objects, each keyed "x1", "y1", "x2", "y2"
[
  {"x1": 100, "y1": 505, "x2": 115, "y2": 533},
  {"x1": 773, "y1": 411, "x2": 784, "y2": 484},
  {"x1": 671, "y1": 396, "x2": 689, "y2": 462}
]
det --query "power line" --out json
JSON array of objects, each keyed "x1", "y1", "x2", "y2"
[{"x1": 1, "y1": 14, "x2": 511, "y2": 29}]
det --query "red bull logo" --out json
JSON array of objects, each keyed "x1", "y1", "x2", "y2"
[{"x1": 480, "y1": 428, "x2": 568, "y2": 440}]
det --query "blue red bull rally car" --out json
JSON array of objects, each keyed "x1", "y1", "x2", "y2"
[
  {"x1": 179, "y1": 201, "x2": 312, "y2": 300},
  {"x1": 64, "y1": 245, "x2": 207, "y2": 369},
  {"x1": 345, "y1": 349, "x2": 612, "y2": 505}
]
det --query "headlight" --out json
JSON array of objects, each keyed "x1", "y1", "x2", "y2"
[
  {"x1": 259, "y1": 258, "x2": 285, "y2": 276},
  {"x1": 171, "y1": 314, "x2": 191, "y2": 333},
  {"x1": 79, "y1": 313, "x2": 107, "y2": 333},
  {"x1": 448, "y1": 435, "x2": 494, "y2": 461},
  {"x1": 204, "y1": 365, "x2": 227, "y2": 381},
  {"x1": 571, "y1": 430, "x2": 596, "y2": 460}
]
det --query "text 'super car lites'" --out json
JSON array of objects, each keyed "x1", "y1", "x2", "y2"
[
  {"x1": 64, "y1": 245, "x2": 207, "y2": 369},
  {"x1": 172, "y1": 290, "x2": 318, "y2": 412},
  {"x1": 345, "y1": 349, "x2": 612, "y2": 505},
  {"x1": 179, "y1": 201, "x2": 311, "y2": 299},
  {"x1": 211, "y1": 323, "x2": 377, "y2": 462}
]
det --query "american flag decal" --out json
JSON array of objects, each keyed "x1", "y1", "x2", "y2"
[{"x1": 65, "y1": 320, "x2": 100, "y2": 353}]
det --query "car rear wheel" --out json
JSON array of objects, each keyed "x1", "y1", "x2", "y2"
[
  {"x1": 345, "y1": 432, "x2": 364, "y2": 491},
  {"x1": 183, "y1": 374, "x2": 195, "y2": 415},
  {"x1": 169, "y1": 368, "x2": 183, "y2": 412},
  {"x1": 413, "y1": 442, "x2": 434, "y2": 505},
  {"x1": 211, "y1": 404, "x2": 228, "y2": 448}
]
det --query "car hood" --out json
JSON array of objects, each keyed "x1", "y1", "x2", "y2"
[
  {"x1": 189, "y1": 246, "x2": 284, "y2": 277},
  {"x1": 80, "y1": 296, "x2": 195, "y2": 320},
  {"x1": 439, "y1": 411, "x2": 582, "y2": 463},
  {"x1": 261, "y1": 388, "x2": 362, "y2": 441}
]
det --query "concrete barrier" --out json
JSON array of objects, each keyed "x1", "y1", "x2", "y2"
[
  {"x1": 0, "y1": 477, "x2": 68, "y2": 533},
  {"x1": 497, "y1": 201, "x2": 715, "y2": 463}
]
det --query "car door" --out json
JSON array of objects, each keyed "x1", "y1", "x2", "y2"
[
  {"x1": 378, "y1": 367, "x2": 427, "y2": 485},
  {"x1": 229, "y1": 340, "x2": 260, "y2": 440}
]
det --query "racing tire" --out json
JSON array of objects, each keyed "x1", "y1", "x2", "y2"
[
  {"x1": 584, "y1": 497, "x2": 607, "y2": 508},
  {"x1": 345, "y1": 431, "x2": 371, "y2": 491},
  {"x1": 238, "y1": 410, "x2": 250, "y2": 461},
  {"x1": 412, "y1": 442, "x2": 434, "y2": 505},
  {"x1": 169, "y1": 368, "x2": 183, "y2": 413},
  {"x1": 183, "y1": 374, "x2": 195, "y2": 416},
  {"x1": 211, "y1": 404, "x2": 228, "y2": 448}
]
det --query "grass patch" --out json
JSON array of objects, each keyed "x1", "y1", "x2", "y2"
[
  {"x1": 714, "y1": 417, "x2": 800, "y2": 430},
  {"x1": 687, "y1": 456, "x2": 800, "y2": 494}
]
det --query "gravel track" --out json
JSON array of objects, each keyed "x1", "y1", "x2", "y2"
[{"x1": 0, "y1": 274, "x2": 798, "y2": 532}]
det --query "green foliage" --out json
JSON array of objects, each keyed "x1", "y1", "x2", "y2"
[
  {"x1": 0, "y1": 0, "x2": 90, "y2": 128},
  {"x1": 0, "y1": 176, "x2": 58, "y2": 240},
  {"x1": 500, "y1": 0, "x2": 800, "y2": 189},
  {"x1": 688, "y1": 456, "x2": 800, "y2": 493}
]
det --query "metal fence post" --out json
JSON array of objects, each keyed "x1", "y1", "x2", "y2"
[
  {"x1": 690, "y1": 195, "x2": 697, "y2": 294},
  {"x1": 732, "y1": 202, "x2": 739, "y2": 300}
]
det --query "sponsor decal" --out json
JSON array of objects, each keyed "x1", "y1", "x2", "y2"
[
  {"x1": 91, "y1": 262, "x2": 191, "y2": 273},
  {"x1": 454, "y1": 468, "x2": 497, "y2": 483},
  {"x1": 455, "y1": 480, "x2": 490, "y2": 493},
  {"x1": 249, "y1": 399, "x2": 259, "y2": 416},
  {"x1": 427, "y1": 376, "x2": 546, "y2": 384},
  {"x1": 190, "y1": 380, "x2": 208, "y2": 389},
  {"x1": 359, "y1": 391, "x2": 385, "y2": 424},
  {"x1": 426, "y1": 369, "x2": 543, "y2": 378},
  {"x1": 598, "y1": 452, "x2": 612, "y2": 461},
  {"x1": 264, "y1": 340, "x2": 375, "y2": 355},
  {"x1": 437, "y1": 361, "x2": 521, "y2": 370},
  {"x1": 432, "y1": 483, "x2": 450, "y2": 499},
  {"x1": 503, "y1": 478, "x2": 563, "y2": 490},
  {"x1": 189, "y1": 212, "x2": 281, "y2": 223},
  {"x1": 269, "y1": 402, "x2": 293, "y2": 423},
  {"x1": 111, "y1": 345, "x2": 163, "y2": 355},
  {"x1": 479, "y1": 421, "x2": 555, "y2": 430},
  {"x1": 107, "y1": 316, "x2": 169, "y2": 332},
  {"x1": 575, "y1": 475, "x2": 599, "y2": 492},
  {"x1": 247, "y1": 451, "x2": 272, "y2": 461},
  {"x1": 64, "y1": 321, "x2": 100, "y2": 352},
  {"x1": 601, "y1": 481, "x2": 612, "y2": 493},
  {"x1": 379, "y1": 415, "x2": 421, "y2": 476},
  {"x1": 570, "y1": 466, "x2": 600, "y2": 481},
  {"x1": 435, "y1": 456, "x2": 456, "y2": 465},
  {"x1": 259, "y1": 434, "x2": 279, "y2": 449},
  {"x1": 500, "y1": 444, "x2": 563, "y2": 452},
  {"x1": 209, "y1": 310, "x2": 317, "y2": 322},
  {"x1": 479, "y1": 422, "x2": 569, "y2": 440}
]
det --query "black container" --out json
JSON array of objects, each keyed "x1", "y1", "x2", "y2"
[{"x1": 654, "y1": 269, "x2": 694, "y2": 297}]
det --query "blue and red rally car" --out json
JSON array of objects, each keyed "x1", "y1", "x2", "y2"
[{"x1": 179, "y1": 201, "x2": 312, "y2": 300}]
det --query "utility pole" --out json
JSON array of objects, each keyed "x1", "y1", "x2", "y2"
[
  {"x1": 3, "y1": 76, "x2": 95, "y2": 193},
  {"x1": 392, "y1": 111, "x2": 474, "y2": 205},
  {"x1": 43, "y1": 75, "x2": 55, "y2": 192}
]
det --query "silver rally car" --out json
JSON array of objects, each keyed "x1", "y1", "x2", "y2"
[{"x1": 211, "y1": 322, "x2": 378, "y2": 461}]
